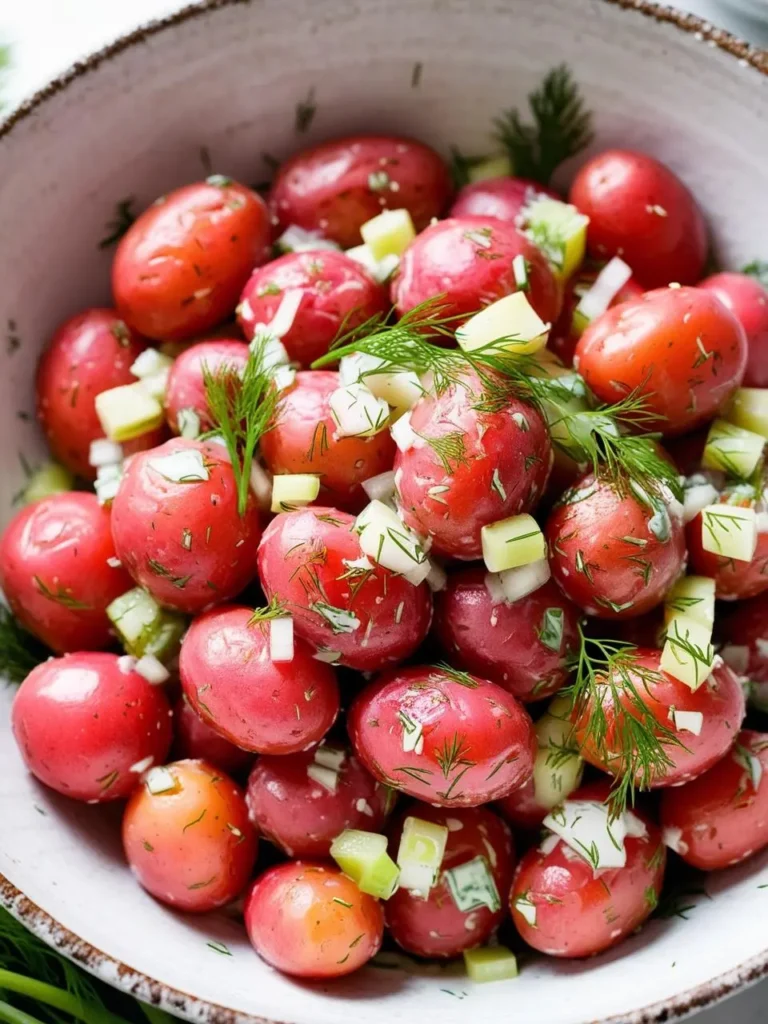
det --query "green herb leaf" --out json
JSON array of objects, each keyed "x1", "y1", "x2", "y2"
[
  {"x1": 0, "y1": 607, "x2": 50, "y2": 684},
  {"x1": 98, "y1": 198, "x2": 136, "y2": 249},
  {"x1": 742, "y1": 260, "x2": 768, "y2": 288}
]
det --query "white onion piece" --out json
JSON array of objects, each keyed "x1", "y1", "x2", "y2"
[
  {"x1": 273, "y1": 365, "x2": 297, "y2": 391},
  {"x1": 662, "y1": 825, "x2": 688, "y2": 855},
  {"x1": 669, "y1": 708, "x2": 704, "y2": 736},
  {"x1": 426, "y1": 561, "x2": 448, "y2": 592},
  {"x1": 720, "y1": 644, "x2": 750, "y2": 675},
  {"x1": 339, "y1": 352, "x2": 386, "y2": 386},
  {"x1": 391, "y1": 411, "x2": 418, "y2": 452},
  {"x1": 134, "y1": 654, "x2": 170, "y2": 685},
  {"x1": 683, "y1": 483, "x2": 719, "y2": 524},
  {"x1": 269, "y1": 616, "x2": 294, "y2": 663},
  {"x1": 129, "y1": 755, "x2": 155, "y2": 774},
  {"x1": 89, "y1": 439, "x2": 123, "y2": 468},
  {"x1": 314, "y1": 745, "x2": 346, "y2": 772},
  {"x1": 177, "y1": 408, "x2": 201, "y2": 439},
  {"x1": 148, "y1": 449, "x2": 209, "y2": 483},
  {"x1": 484, "y1": 572, "x2": 507, "y2": 605},
  {"x1": 356, "y1": 500, "x2": 427, "y2": 576},
  {"x1": 307, "y1": 764, "x2": 339, "y2": 793},
  {"x1": 130, "y1": 348, "x2": 172, "y2": 380},
  {"x1": 329, "y1": 383, "x2": 389, "y2": 438},
  {"x1": 576, "y1": 257, "x2": 632, "y2": 322},
  {"x1": 117, "y1": 655, "x2": 137, "y2": 675},
  {"x1": 362, "y1": 470, "x2": 396, "y2": 504},
  {"x1": 543, "y1": 800, "x2": 628, "y2": 871},
  {"x1": 499, "y1": 558, "x2": 550, "y2": 603},
  {"x1": 267, "y1": 288, "x2": 304, "y2": 339},
  {"x1": 145, "y1": 766, "x2": 176, "y2": 795},
  {"x1": 277, "y1": 225, "x2": 340, "y2": 253}
]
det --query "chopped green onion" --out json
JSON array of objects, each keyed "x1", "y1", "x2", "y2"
[
  {"x1": 107, "y1": 587, "x2": 186, "y2": 661},
  {"x1": 22, "y1": 462, "x2": 74, "y2": 504},
  {"x1": 463, "y1": 945, "x2": 519, "y2": 983}
]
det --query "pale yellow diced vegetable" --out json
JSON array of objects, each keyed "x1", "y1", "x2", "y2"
[
  {"x1": 702, "y1": 418, "x2": 765, "y2": 479},
  {"x1": 660, "y1": 614, "x2": 714, "y2": 691},
  {"x1": 525, "y1": 198, "x2": 589, "y2": 280},
  {"x1": 664, "y1": 576, "x2": 716, "y2": 629},
  {"x1": 481, "y1": 514, "x2": 546, "y2": 573},
  {"x1": 700, "y1": 504, "x2": 758, "y2": 561},
  {"x1": 360, "y1": 209, "x2": 416, "y2": 261},
  {"x1": 726, "y1": 388, "x2": 768, "y2": 440},
  {"x1": 94, "y1": 383, "x2": 164, "y2": 442},
  {"x1": 270, "y1": 474, "x2": 321, "y2": 513},
  {"x1": 456, "y1": 292, "x2": 549, "y2": 356}
]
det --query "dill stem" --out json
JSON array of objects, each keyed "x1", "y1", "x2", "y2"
[
  {"x1": 0, "y1": 970, "x2": 130, "y2": 1024},
  {"x1": 0, "y1": 999, "x2": 45, "y2": 1024}
]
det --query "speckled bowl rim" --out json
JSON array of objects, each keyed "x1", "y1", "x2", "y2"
[{"x1": 1, "y1": 0, "x2": 768, "y2": 1021}]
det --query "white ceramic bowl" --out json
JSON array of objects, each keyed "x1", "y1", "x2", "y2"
[{"x1": 2, "y1": 1, "x2": 768, "y2": 1021}]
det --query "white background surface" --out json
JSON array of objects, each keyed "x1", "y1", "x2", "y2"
[{"x1": 0, "y1": 0, "x2": 766, "y2": 1021}]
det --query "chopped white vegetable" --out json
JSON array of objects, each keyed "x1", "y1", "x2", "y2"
[
  {"x1": 345, "y1": 244, "x2": 399, "y2": 283},
  {"x1": 391, "y1": 411, "x2": 419, "y2": 452},
  {"x1": 498, "y1": 558, "x2": 551, "y2": 602},
  {"x1": 575, "y1": 257, "x2": 632, "y2": 323},
  {"x1": 481, "y1": 514, "x2": 546, "y2": 572},
  {"x1": 307, "y1": 764, "x2": 340, "y2": 793},
  {"x1": 276, "y1": 224, "x2": 340, "y2": 253},
  {"x1": 683, "y1": 482, "x2": 719, "y2": 524},
  {"x1": 399, "y1": 711, "x2": 424, "y2": 754},
  {"x1": 362, "y1": 470, "x2": 396, "y2": 504},
  {"x1": 177, "y1": 407, "x2": 201, "y2": 439},
  {"x1": 734, "y1": 745, "x2": 763, "y2": 790},
  {"x1": 660, "y1": 615, "x2": 714, "y2": 691},
  {"x1": 312, "y1": 602, "x2": 361, "y2": 633},
  {"x1": 329, "y1": 382, "x2": 390, "y2": 438},
  {"x1": 148, "y1": 448, "x2": 210, "y2": 484},
  {"x1": 668, "y1": 708, "x2": 704, "y2": 736},
  {"x1": 425, "y1": 560, "x2": 447, "y2": 592},
  {"x1": 700, "y1": 504, "x2": 757, "y2": 561},
  {"x1": 89, "y1": 438, "x2": 123, "y2": 468},
  {"x1": 396, "y1": 816, "x2": 449, "y2": 897},
  {"x1": 727, "y1": 387, "x2": 768, "y2": 439},
  {"x1": 355, "y1": 500, "x2": 427, "y2": 577},
  {"x1": 664, "y1": 576, "x2": 716, "y2": 628},
  {"x1": 134, "y1": 654, "x2": 170, "y2": 685},
  {"x1": 145, "y1": 766, "x2": 177, "y2": 795},
  {"x1": 270, "y1": 474, "x2": 320, "y2": 513},
  {"x1": 360, "y1": 208, "x2": 416, "y2": 260},
  {"x1": 513, "y1": 894, "x2": 537, "y2": 927},
  {"x1": 703, "y1": 418, "x2": 765, "y2": 479},
  {"x1": 456, "y1": 291, "x2": 549, "y2": 356},
  {"x1": 314, "y1": 745, "x2": 346, "y2": 772},
  {"x1": 269, "y1": 616, "x2": 294, "y2": 662},
  {"x1": 543, "y1": 800, "x2": 628, "y2": 871},
  {"x1": 267, "y1": 288, "x2": 304, "y2": 339},
  {"x1": 661, "y1": 826, "x2": 688, "y2": 856},
  {"x1": 130, "y1": 348, "x2": 173, "y2": 380},
  {"x1": 94, "y1": 464, "x2": 123, "y2": 506},
  {"x1": 95, "y1": 383, "x2": 164, "y2": 442},
  {"x1": 129, "y1": 755, "x2": 155, "y2": 775}
]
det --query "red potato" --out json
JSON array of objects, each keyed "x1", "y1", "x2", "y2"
[
  {"x1": 573, "y1": 649, "x2": 746, "y2": 788},
  {"x1": 269, "y1": 135, "x2": 452, "y2": 249},
  {"x1": 122, "y1": 758, "x2": 257, "y2": 912},
  {"x1": 549, "y1": 266, "x2": 644, "y2": 367},
  {"x1": 449, "y1": 175, "x2": 559, "y2": 223},
  {"x1": 245, "y1": 747, "x2": 392, "y2": 857},
  {"x1": 545, "y1": 474, "x2": 686, "y2": 619},
  {"x1": 35, "y1": 307, "x2": 162, "y2": 479},
  {"x1": 257, "y1": 507, "x2": 432, "y2": 671},
  {"x1": 391, "y1": 216, "x2": 562, "y2": 325},
  {"x1": 575, "y1": 285, "x2": 747, "y2": 435},
  {"x1": 0, "y1": 493, "x2": 133, "y2": 653},
  {"x1": 700, "y1": 272, "x2": 768, "y2": 387},
  {"x1": 237, "y1": 250, "x2": 388, "y2": 365},
  {"x1": 510, "y1": 786, "x2": 665, "y2": 958},
  {"x1": 12, "y1": 652, "x2": 172, "y2": 802},
  {"x1": 660, "y1": 730, "x2": 768, "y2": 870},
  {"x1": 395, "y1": 373, "x2": 551, "y2": 560},
  {"x1": 347, "y1": 665, "x2": 536, "y2": 807},
  {"x1": 568, "y1": 149, "x2": 707, "y2": 288},
  {"x1": 172, "y1": 697, "x2": 254, "y2": 776},
  {"x1": 164, "y1": 339, "x2": 249, "y2": 434},
  {"x1": 686, "y1": 482, "x2": 768, "y2": 601},
  {"x1": 111, "y1": 437, "x2": 261, "y2": 613},
  {"x1": 179, "y1": 605, "x2": 339, "y2": 754},
  {"x1": 497, "y1": 776, "x2": 548, "y2": 831},
  {"x1": 385, "y1": 803, "x2": 514, "y2": 958},
  {"x1": 720, "y1": 592, "x2": 768, "y2": 685},
  {"x1": 260, "y1": 371, "x2": 396, "y2": 513},
  {"x1": 244, "y1": 861, "x2": 384, "y2": 978},
  {"x1": 113, "y1": 179, "x2": 271, "y2": 341},
  {"x1": 433, "y1": 572, "x2": 580, "y2": 701}
]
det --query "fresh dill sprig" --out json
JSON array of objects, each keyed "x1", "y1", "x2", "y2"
[
  {"x1": 0, "y1": 607, "x2": 49, "y2": 685},
  {"x1": 203, "y1": 335, "x2": 280, "y2": 517},
  {"x1": 448, "y1": 147, "x2": 489, "y2": 189},
  {"x1": 493, "y1": 64, "x2": 593, "y2": 185},
  {"x1": 248, "y1": 596, "x2": 289, "y2": 629},
  {"x1": 555, "y1": 628, "x2": 683, "y2": 819},
  {"x1": 743, "y1": 260, "x2": 768, "y2": 288},
  {"x1": 98, "y1": 198, "x2": 137, "y2": 249}
]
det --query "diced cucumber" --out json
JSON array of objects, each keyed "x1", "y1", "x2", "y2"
[
  {"x1": 142, "y1": 616, "x2": 186, "y2": 662},
  {"x1": 463, "y1": 946, "x2": 519, "y2": 983},
  {"x1": 660, "y1": 615, "x2": 714, "y2": 691},
  {"x1": 700, "y1": 504, "x2": 758, "y2": 561},
  {"x1": 95, "y1": 382, "x2": 164, "y2": 442},
  {"x1": 107, "y1": 587, "x2": 185, "y2": 661},
  {"x1": 481, "y1": 514, "x2": 546, "y2": 573},
  {"x1": 396, "y1": 816, "x2": 449, "y2": 897},
  {"x1": 355, "y1": 500, "x2": 427, "y2": 577},
  {"x1": 360, "y1": 209, "x2": 416, "y2": 260},
  {"x1": 664, "y1": 576, "x2": 715, "y2": 628},
  {"x1": 23, "y1": 462, "x2": 74, "y2": 504},
  {"x1": 702, "y1": 418, "x2": 765, "y2": 479},
  {"x1": 270, "y1": 474, "x2": 321, "y2": 513},
  {"x1": 329, "y1": 383, "x2": 390, "y2": 438},
  {"x1": 726, "y1": 388, "x2": 768, "y2": 439},
  {"x1": 456, "y1": 292, "x2": 550, "y2": 356},
  {"x1": 524, "y1": 198, "x2": 589, "y2": 280},
  {"x1": 330, "y1": 829, "x2": 400, "y2": 899}
]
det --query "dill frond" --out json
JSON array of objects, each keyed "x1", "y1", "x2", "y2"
[{"x1": 0, "y1": 607, "x2": 49, "y2": 685}]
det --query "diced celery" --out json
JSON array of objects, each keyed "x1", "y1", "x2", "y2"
[
  {"x1": 702, "y1": 418, "x2": 765, "y2": 479},
  {"x1": 396, "y1": 816, "x2": 448, "y2": 896},
  {"x1": 664, "y1": 576, "x2": 715, "y2": 628},
  {"x1": 481, "y1": 514, "x2": 546, "y2": 573},
  {"x1": 330, "y1": 829, "x2": 400, "y2": 899},
  {"x1": 270, "y1": 474, "x2": 321, "y2": 513},
  {"x1": 727, "y1": 388, "x2": 768, "y2": 439},
  {"x1": 467, "y1": 154, "x2": 514, "y2": 183},
  {"x1": 360, "y1": 209, "x2": 416, "y2": 261},
  {"x1": 23, "y1": 462, "x2": 74, "y2": 504},
  {"x1": 456, "y1": 292, "x2": 549, "y2": 356},
  {"x1": 700, "y1": 504, "x2": 758, "y2": 561},
  {"x1": 525, "y1": 198, "x2": 589, "y2": 280},
  {"x1": 95, "y1": 382, "x2": 164, "y2": 442},
  {"x1": 107, "y1": 587, "x2": 185, "y2": 660},
  {"x1": 660, "y1": 615, "x2": 714, "y2": 691},
  {"x1": 463, "y1": 946, "x2": 519, "y2": 983}
]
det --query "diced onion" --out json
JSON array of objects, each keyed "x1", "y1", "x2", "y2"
[
  {"x1": 134, "y1": 654, "x2": 171, "y2": 685},
  {"x1": 129, "y1": 755, "x2": 155, "y2": 774},
  {"x1": 117, "y1": 654, "x2": 138, "y2": 675},
  {"x1": 273, "y1": 365, "x2": 297, "y2": 391},
  {"x1": 669, "y1": 708, "x2": 704, "y2": 736},
  {"x1": 662, "y1": 825, "x2": 688, "y2": 856},
  {"x1": 314, "y1": 745, "x2": 346, "y2": 772},
  {"x1": 498, "y1": 558, "x2": 551, "y2": 603},
  {"x1": 269, "y1": 616, "x2": 294, "y2": 662},
  {"x1": 362, "y1": 470, "x2": 396, "y2": 504},
  {"x1": 145, "y1": 766, "x2": 177, "y2": 795},
  {"x1": 575, "y1": 257, "x2": 632, "y2": 323},
  {"x1": 307, "y1": 763, "x2": 339, "y2": 793},
  {"x1": 426, "y1": 561, "x2": 447, "y2": 592},
  {"x1": 512, "y1": 894, "x2": 537, "y2": 927},
  {"x1": 89, "y1": 438, "x2": 123, "y2": 468},
  {"x1": 329, "y1": 382, "x2": 390, "y2": 438},
  {"x1": 130, "y1": 348, "x2": 173, "y2": 380},
  {"x1": 148, "y1": 448, "x2": 210, "y2": 484},
  {"x1": 177, "y1": 407, "x2": 201, "y2": 439},
  {"x1": 312, "y1": 602, "x2": 361, "y2": 633},
  {"x1": 734, "y1": 746, "x2": 763, "y2": 790},
  {"x1": 355, "y1": 500, "x2": 427, "y2": 576},
  {"x1": 682, "y1": 483, "x2": 719, "y2": 524},
  {"x1": 267, "y1": 288, "x2": 304, "y2": 339},
  {"x1": 543, "y1": 800, "x2": 629, "y2": 871},
  {"x1": 313, "y1": 647, "x2": 342, "y2": 664},
  {"x1": 276, "y1": 224, "x2": 340, "y2": 253},
  {"x1": 391, "y1": 411, "x2": 418, "y2": 452}
]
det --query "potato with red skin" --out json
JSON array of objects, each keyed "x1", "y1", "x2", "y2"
[
  {"x1": 260, "y1": 371, "x2": 396, "y2": 513},
  {"x1": 179, "y1": 605, "x2": 339, "y2": 754},
  {"x1": 549, "y1": 266, "x2": 644, "y2": 367},
  {"x1": 348, "y1": 665, "x2": 536, "y2": 807},
  {"x1": 122, "y1": 759, "x2": 257, "y2": 912},
  {"x1": 700, "y1": 272, "x2": 768, "y2": 387},
  {"x1": 12, "y1": 653, "x2": 172, "y2": 802},
  {"x1": 237, "y1": 251, "x2": 388, "y2": 365},
  {"x1": 164, "y1": 339, "x2": 249, "y2": 434},
  {"x1": 660, "y1": 730, "x2": 768, "y2": 871},
  {"x1": 269, "y1": 135, "x2": 452, "y2": 249},
  {"x1": 433, "y1": 572, "x2": 579, "y2": 701},
  {"x1": 720, "y1": 592, "x2": 768, "y2": 685},
  {"x1": 568, "y1": 149, "x2": 707, "y2": 288},
  {"x1": 575, "y1": 286, "x2": 747, "y2": 435},
  {"x1": 545, "y1": 474, "x2": 686, "y2": 619},
  {"x1": 385, "y1": 803, "x2": 515, "y2": 958},
  {"x1": 449, "y1": 175, "x2": 559, "y2": 223},
  {"x1": 510, "y1": 785, "x2": 666, "y2": 958},
  {"x1": 113, "y1": 179, "x2": 271, "y2": 341},
  {"x1": 0, "y1": 493, "x2": 133, "y2": 653},
  {"x1": 172, "y1": 697, "x2": 253, "y2": 776},
  {"x1": 245, "y1": 748, "x2": 392, "y2": 858},
  {"x1": 497, "y1": 776, "x2": 548, "y2": 831},
  {"x1": 392, "y1": 216, "x2": 562, "y2": 324},
  {"x1": 573, "y1": 649, "x2": 746, "y2": 788},
  {"x1": 111, "y1": 437, "x2": 261, "y2": 613},
  {"x1": 257, "y1": 507, "x2": 431, "y2": 671},
  {"x1": 244, "y1": 861, "x2": 384, "y2": 978},
  {"x1": 395, "y1": 374, "x2": 551, "y2": 560},
  {"x1": 686, "y1": 480, "x2": 768, "y2": 601},
  {"x1": 35, "y1": 308, "x2": 162, "y2": 479}
]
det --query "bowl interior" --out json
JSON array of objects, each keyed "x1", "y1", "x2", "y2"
[{"x1": 2, "y1": 1, "x2": 768, "y2": 1021}]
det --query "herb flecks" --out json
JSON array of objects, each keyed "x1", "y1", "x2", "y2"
[
  {"x1": 99, "y1": 197, "x2": 136, "y2": 249},
  {"x1": 295, "y1": 87, "x2": 317, "y2": 133},
  {"x1": 0, "y1": 607, "x2": 50, "y2": 683}
]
